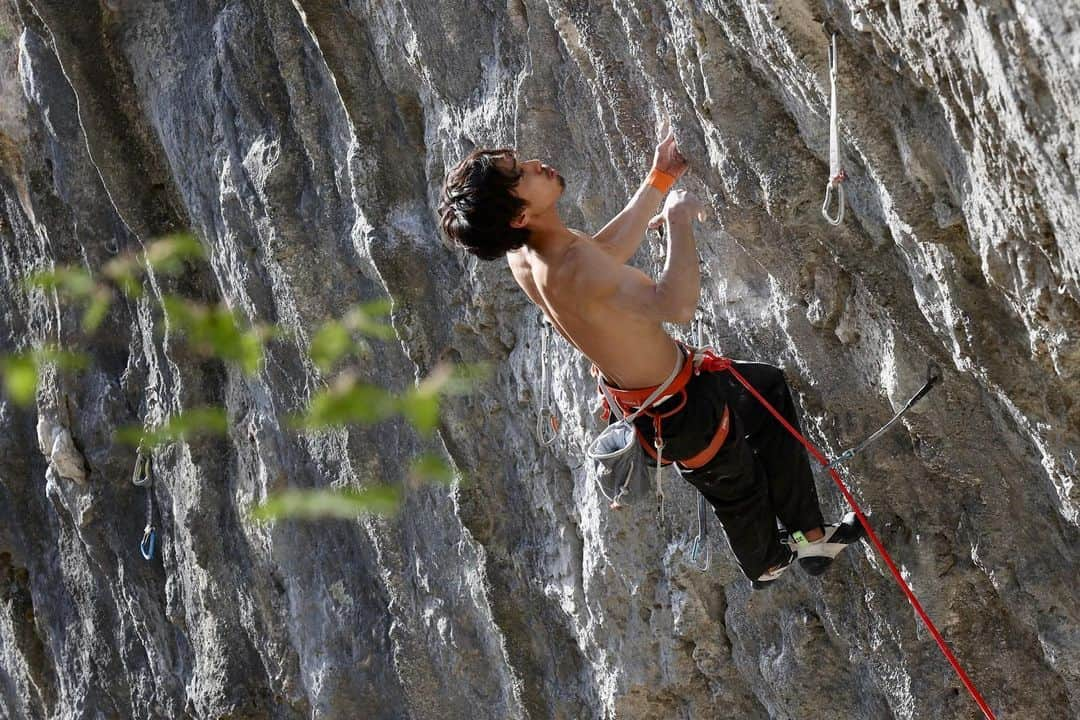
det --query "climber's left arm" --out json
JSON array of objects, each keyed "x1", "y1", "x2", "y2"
[{"x1": 593, "y1": 121, "x2": 688, "y2": 265}]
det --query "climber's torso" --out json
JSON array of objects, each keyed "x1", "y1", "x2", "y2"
[{"x1": 508, "y1": 229, "x2": 679, "y2": 389}]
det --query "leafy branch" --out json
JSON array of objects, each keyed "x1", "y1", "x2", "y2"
[{"x1": 4, "y1": 232, "x2": 474, "y2": 523}]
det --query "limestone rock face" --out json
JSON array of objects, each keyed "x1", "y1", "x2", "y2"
[{"x1": 1, "y1": 1, "x2": 1078, "y2": 718}]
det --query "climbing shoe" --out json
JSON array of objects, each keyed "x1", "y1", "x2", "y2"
[
  {"x1": 782, "y1": 512, "x2": 866, "y2": 576},
  {"x1": 750, "y1": 546, "x2": 797, "y2": 590}
]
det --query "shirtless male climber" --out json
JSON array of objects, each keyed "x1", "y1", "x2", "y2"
[{"x1": 437, "y1": 124, "x2": 863, "y2": 588}]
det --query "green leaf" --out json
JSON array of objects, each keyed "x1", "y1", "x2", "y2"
[
  {"x1": 117, "y1": 273, "x2": 144, "y2": 298},
  {"x1": 412, "y1": 362, "x2": 489, "y2": 399},
  {"x1": 309, "y1": 320, "x2": 353, "y2": 372},
  {"x1": 409, "y1": 453, "x2": 454, "y2": 485},
  {"x1": 258, "y1": 324, "x2": 283, "y2": 342},
  {"x1": 115, "y1": 406, "x2": 228, "y2": 448},
  {"x1": 293, "y1": 379, "x2": 396, "y2": 430},
  {"x1": 26, "y1": 267, "x2": 96, "y2": 298},
  {"x1": 37, "y1": 347, "x2": 89, "y2": 371},
  {"x1": 250, "y1": 485, "x2": 401, "y2": 522},
  {"x1": 23, "y1": 269, "x2": 56, "y2": 292},
  {"x1": 359, "y1": 297, "x2": 392, "y2": 317},
  {"x1": 82, "y1": 288, "x2": 113, "y2": 332},
  {"x1": 237, "y1": 331, "x2": 264, "y2": 376},
  {"x1": 415, "y1": 362, "x2": 453, "y2": 396},
  {"x1": 161, "y1": 294, "x2": 187, "y2": 317},
  {"x1": 398, "y1": 390, "x2": 440, "y2": 435},
  {"x1": 102, "y1": 256, "x2": 143, "y2": 298},
  {"x1": 354, "y1": 316, "x2": 396, "y2": 341},
  {"x1": 1, "y1": 346, "x2": 89, "y2": 406},
  {"x1": 113, "y1": 425, "x2": 144, "y2": 446},
  {"x1": 343, "y1": 300, "x2": 396, "y2": 341},
  {"x1": 146, "y1": 233, "x2": 204, "y2": 275},
  {"x1": 1, "y1": 355, "x2": 38, "y2": 406},
  {"x1": 163, "y1": 296, "x2": 265, "y2": 375}
]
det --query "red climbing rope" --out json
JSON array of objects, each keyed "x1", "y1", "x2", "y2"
[{"x1": 717, "y1": 360, "x2": 996, "y2": 720}]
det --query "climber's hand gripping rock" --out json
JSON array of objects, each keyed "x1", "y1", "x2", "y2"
[{"x1": 651, "y1": 117, "x2": 689, "y2": 183}]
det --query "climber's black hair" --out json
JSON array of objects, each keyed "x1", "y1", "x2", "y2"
[{"x1": 438, "y1": 148, "x2": 529, "y2": 261}]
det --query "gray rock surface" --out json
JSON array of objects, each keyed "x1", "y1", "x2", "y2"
[{"x1": 1, "y1": 0, "x2": 1078, "y2": 718}]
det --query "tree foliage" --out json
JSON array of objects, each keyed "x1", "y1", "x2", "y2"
[{"x1": 4, "y1": 232, "x2": 472, "y2": 523}]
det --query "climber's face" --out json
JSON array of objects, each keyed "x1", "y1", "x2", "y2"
[{"x1": 495, "y1": 151, "x2": 566, "y2": 228}]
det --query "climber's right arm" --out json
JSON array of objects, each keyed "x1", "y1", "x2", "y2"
[{"x1": 571, "y1": 228, "x2": 699, "y2": 325}]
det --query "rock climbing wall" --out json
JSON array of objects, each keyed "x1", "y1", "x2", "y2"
[{"x1": 1, "y1": 0, "x2": 1077, "y2": 717}]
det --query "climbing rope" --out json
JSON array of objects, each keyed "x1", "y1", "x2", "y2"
[
  {"x1": 712, "y1": 358, "x2": 995, "y2": 719},
  {"x1": 131, "y1": 447, "x2": 156, "y2": 561},
  {"x1": 822, "y1": 33, "x2": 847, "y2": 226},
  {"x1": 536, "y1": 315, "x2": 560, "y2": 446}
]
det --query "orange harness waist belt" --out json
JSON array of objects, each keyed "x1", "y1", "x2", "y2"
[{"x1": 597, "y1": 344, "x2": 732, "y2": 470}]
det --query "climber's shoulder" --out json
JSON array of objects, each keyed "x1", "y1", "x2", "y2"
[
  {"x1": 507, "y1": 229, "x2": 632, "y2": 309},
  {"x1": 558, "y1": 230, "x2": 623, "y2": 297}
]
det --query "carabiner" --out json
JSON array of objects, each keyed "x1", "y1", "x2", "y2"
[
  {"x1": 687, "y1": 495, "x2": 711, "y2": 572},
  {"x1": 822, "y1": 173, "x2": 846, "y2": 226},
  {"x1": 536, "y1": 409, "x2": 559, "y2": 446},
  {"x1": 131, "y1": 451, "x2": 152, "y2": 487},
  {"x1": 140, "y1": 524, "x2": 156, "y2": 561},
  {"x1": 822, "y1": 33, "x2": 846, "y2": 227}
]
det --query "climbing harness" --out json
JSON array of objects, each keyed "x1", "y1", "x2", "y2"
[
  {"x1": 713, "y1": 357, "x2": 995, "y2": 720},
  {"x1": 588, "y1": 344, "x2": 685, "y2": 514},
  {"x1": 594, "y1": 342, "x2": 730, "y2": 521},
  {"x1": 822, "y1": 33, "x2": 846, "y2": 226},
  {"x1": 131, "y1": 447, "x2": 156, "y2": 561},
  {"x1": 824, "y1": 362, "x2": 942, "y2": 470},
  {"x1": 535, "y1": 315, "x2": 560, "y2": 446}
]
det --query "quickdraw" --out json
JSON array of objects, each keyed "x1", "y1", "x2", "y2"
[
  {"x1": 132, "y1": 447, "x2": 156, "y2": 561},
  {"x1": 687, "y1": 492, "x2": 711, "y2": 572},
  {"x1": 536, "y1": 315, "x2": 560, "y2": 446},
  {"x1": 686, "y1": 313, "x2": 711, "y2": 571},
  {"x1": 824, "y1": 362, "x2": 942, "y2": 470},
  {"x1": 822, "y1": 32, "x2": 846, "y2": 226}
]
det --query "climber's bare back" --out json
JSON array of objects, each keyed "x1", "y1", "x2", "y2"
[{"x1": 508, "y1": 229, "x2": 679, "y2": 389}]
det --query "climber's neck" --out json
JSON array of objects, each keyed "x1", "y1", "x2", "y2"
[{"x1": 522, "y1": 212, "x2": 575, "y2": 257}]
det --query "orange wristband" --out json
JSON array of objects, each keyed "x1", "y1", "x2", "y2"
[{"x1": 646, "y1": 167, "x2": 677, "y2": 193}]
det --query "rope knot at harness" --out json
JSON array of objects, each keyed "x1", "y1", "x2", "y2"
[
  {"x1": 694, "y1": 351, "x2": 731, "y2": 375},
  {"x1": 653, "y1": 430, "x2": 666, "y2": 522}
]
